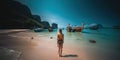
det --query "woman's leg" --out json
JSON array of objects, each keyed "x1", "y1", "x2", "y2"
[
  {"x1": 57, "y1": 43, "x2": 60, "y2": 56},
  {"x1": 59, "y1": 46, "x2": 61, "y2": 56},
  {"x1": 61, "y1": 47, "x2": 62, "y2": 56},
  {"x1": 60, "y1": 44, "x2": 63, "y2": 56},
  {"x1": 59, "y1": 47, "x2": 61, "y2": 56}
]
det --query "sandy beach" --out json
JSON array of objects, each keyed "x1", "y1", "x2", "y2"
[
  {"x1": 0, "y1": 29, "x2": 80, "y2": 60},
  {"x1": 0, "y1": 29, "x2": 120, "y2": 60}
]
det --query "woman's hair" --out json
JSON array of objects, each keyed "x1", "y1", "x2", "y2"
[{"x1": 59, "y1": 29, "x2": 62, "y2": 34}]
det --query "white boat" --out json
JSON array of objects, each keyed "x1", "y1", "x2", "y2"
[{"x1": 34, "y1": 28, "x2": 43, "y2": 32}]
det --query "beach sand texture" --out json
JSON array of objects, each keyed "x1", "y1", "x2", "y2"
[{"x1": 0, "y1": 29, "x2": 120, "y2": 60}]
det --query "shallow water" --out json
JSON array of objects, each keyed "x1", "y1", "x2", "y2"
[{"x1": 36, "y1": 29, "x2": 120, "y2": 60}]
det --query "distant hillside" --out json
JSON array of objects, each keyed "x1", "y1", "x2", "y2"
[{"x1": 0, "y1": 0, "x2": 45, "y2": 29}]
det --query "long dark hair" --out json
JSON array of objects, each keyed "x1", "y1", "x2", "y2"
[{"x1": 59, "y1": 29, "x2": 62, "y2": 34}]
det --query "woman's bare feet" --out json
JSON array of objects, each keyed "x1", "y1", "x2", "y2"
[{"x1": 59, "y1": 54, "x2": 62, "y2": 57}]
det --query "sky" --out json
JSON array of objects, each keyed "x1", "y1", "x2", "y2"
[{"x1": 17, "y1": 0, "x2": 120, "y2": 28}]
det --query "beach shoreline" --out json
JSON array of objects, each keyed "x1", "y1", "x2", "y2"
[
  {"x1": 0, "y1": 29, "x2": 81, "y2": 60},
  {"x1": 0, "y1": 29, "x2": 120, "y2": 60}
]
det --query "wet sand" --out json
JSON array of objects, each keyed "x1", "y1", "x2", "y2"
[
  {"x1": 0, "y1": 29, "x2": 81, "y2": 60},
  {"x1": 0, "y1": 29, "x2": 119, "y2": 60}
]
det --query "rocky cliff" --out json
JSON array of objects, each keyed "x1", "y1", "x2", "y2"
[{"x1": 0, "y1": 0, "x2": 45, "y2": 29}]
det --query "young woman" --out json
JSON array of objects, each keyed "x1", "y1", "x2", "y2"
[{"x1": 57, "y1": 29, "x2": 64, "y2": 57}]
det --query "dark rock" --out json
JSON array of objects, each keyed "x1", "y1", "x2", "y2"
[
  {"x1": 52, "y1": 23, "x2": 58, "y2": 29},
  {"x1": 50, "y1": 37, "x2": 53, "y2": 39},
  {"x1": 89, "y1": 40, "x2": 96, "y2": 43},
  {"x1": 32, "y1": 15, "x2": 41, "y2": 22},
  {"x1": 41, "y1": 21, "x2": 50, "y2": 29}
]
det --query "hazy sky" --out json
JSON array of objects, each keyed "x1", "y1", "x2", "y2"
[{"x1": 17, "y1": 0, "x2": 120, "y2": 28}]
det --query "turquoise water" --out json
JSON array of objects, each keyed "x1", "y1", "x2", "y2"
[
  {"x1": 37, "y1": 29, "x2": 120, "y2": 60},
  {"x1": 39, "y1": 29, "x2": 120, "y2": 49}
]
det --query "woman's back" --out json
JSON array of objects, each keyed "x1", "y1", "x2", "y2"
[{"x1": 58, "y1": 33, "x2": 64, "y2": 40}]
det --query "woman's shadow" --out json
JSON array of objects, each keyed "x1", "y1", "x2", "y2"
[{"x1": 61, "y1": 54, "x2": 78, "y2": 57}]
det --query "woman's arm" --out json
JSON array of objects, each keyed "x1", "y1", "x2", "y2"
[
  {"x1": 57, "y1": 34, "x2": 59, "y2": 40},
  {"x1": 63, "y1": 34, "x2": 64, "y2": 43}
]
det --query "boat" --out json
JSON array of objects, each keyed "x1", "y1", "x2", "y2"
[
  {"x1": 67, "y1": 22, "x2": 84, "y2": 32},
  {"x1": 34, "y1": 28, "x2": 43, "y2": 32},
  {"x1": 48, "y1": 27, "x2": 53, "y2": 32},
  {"x1": 88, "y1": 24, "x2": 103, "y2": 30},
  {"x1": 72, "y1": 27, "x2": 83, "y2": 32},
  {"x1": 112, "y1": 26, "x2": 120, "y2": 29}
]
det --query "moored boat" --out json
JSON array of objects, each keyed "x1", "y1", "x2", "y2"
[{"x1": 34, "y1": 28, "x2": 43, "y2": 32}]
